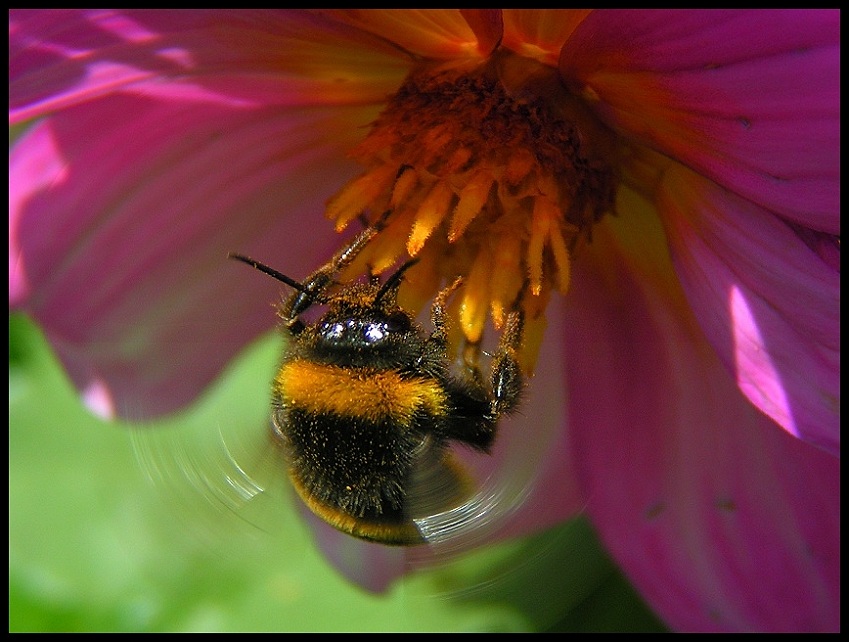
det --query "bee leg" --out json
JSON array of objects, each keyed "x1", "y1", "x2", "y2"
[
  {"x1": 425, "y1": 276, "x2": 463, "y2": 348},
  {"x1": 449, "y1": 286, "x2": 526, "y2": 421},
  {"x1": 280, "y1": 210, "x2": 393, "y2": 325},
  {"x1": 489, "y1": 303, "x2": 524, "y2": 417},
  {"x1": 423, "y1": 278, "x2": 497, "y2": 451},
  {"x1": 443, "y1": 298, "x2": 524, "y2": 452}
]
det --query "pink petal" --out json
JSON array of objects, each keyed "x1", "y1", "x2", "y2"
[
  {"x1": 563, "y1": 200, "x2": 839, "y2": 631},
  {"x1": 559, "y1": 9, "x2": 839, "y2": 233},
  {"x1": 10, "y1": 91, "x2": 377, "y2": 420},
  {"x1": 10, "y1": 9, "x2": 409, "y2": 124},
  {"x1": 657, "y1": 165, "x2": 839, "y2": 456}
]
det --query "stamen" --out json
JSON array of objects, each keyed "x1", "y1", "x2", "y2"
[{"x1": 489, "y1": 230, "x2": 524, "y2": 329}]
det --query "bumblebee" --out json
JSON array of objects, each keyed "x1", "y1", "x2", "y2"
[{"x1": 230, "y1": 217, "x2": 525, "y2": 545}]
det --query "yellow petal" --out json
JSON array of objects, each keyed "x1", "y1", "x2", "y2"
[
  {"x1": 548, "y1": 221, "x2": 572, "y2": 294},
  {"x1": 407, "y1": 181, "x2": 454, "y2": 256},
  {"x1": 460, "y1": 248, "x2": 492, "y2": 343},
  {"x1": 390, "y1": 166, "x2": 419, "y2": 207},
  {"x1": 326, "y1": 9, "x2": 484, "y2": 59},
  {"x1": 326, "y1": 164, "x2": 398, "y2": 231},
  {"x1": 489, "y1": 231, "x2": 524, "y2": 329},
  {"x1": 449, "y1": 170, "x2": 494, "y2": 242},
  {"x1": 502, "y1": 9, "x2": 592, "y2": 66},
  {"x1": 527, "y1": 196, "x2": 554, "y2": 296}
]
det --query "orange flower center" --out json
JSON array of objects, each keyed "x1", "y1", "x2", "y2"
[{"x1": 326, "y1": 51, "x2": 618, "y2": 371}]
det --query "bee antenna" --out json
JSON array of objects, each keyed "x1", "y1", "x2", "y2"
[
  {"x1": 374, "y1": 259, "x2": 419, "y2": 304},
  {"x1": 228, "y1": 253, "x2": 309, "y2": 294}
]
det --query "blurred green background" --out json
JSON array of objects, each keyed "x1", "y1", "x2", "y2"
[{"x1": 9, "y1": 313, "x2": 664, "y2": 632}]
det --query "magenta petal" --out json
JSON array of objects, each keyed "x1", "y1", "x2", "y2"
[
  {"x1": 10, "y1": 9, "x2": 408, "y2": 124},
  {"x1": 657, "y1": 166, "x2": 839, "y2": 456},
  {"x1": 10, "y1": 92, "x2": 377, "y2": 419},
  {"x1": 563, "y1": 217, "x2": 839, "y2": 631},
  {"x1": 560, "y1": 9, "x2": 839, "y2": 233}
]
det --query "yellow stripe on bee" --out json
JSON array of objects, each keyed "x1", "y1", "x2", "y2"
[{"x1": 276, "y1": 360, "x2": 448, "y2": 425}]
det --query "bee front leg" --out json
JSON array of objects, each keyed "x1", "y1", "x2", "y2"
[{"x1": 280, "y1": 210, "x2": 393, "y2": 325}]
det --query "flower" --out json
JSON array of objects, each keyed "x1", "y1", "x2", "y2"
[{"x1": 9, "y1": 9, "x2": 839, "y2": 632}]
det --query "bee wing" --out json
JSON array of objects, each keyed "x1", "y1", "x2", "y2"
[{"x1": 405, "y1": 444, "x2": 474, "y2": 521}]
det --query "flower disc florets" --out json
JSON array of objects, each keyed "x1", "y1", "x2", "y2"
[{"x1": 327, "y1": 51, "x2": 618, "y2": 369}]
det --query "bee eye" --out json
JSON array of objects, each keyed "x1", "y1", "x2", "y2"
[
  {"x1": 386, "y1": 312, "x2": 411, "y2": 333},
  {"x1": 363, "y1": 322, "x2": 387, "y2": 343},
  {"x1": 322, "y1": 321, "x2": 345, "y2": 339}
]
